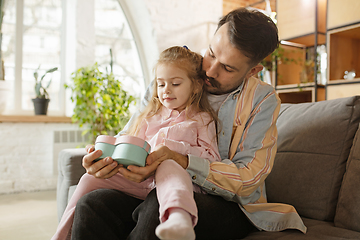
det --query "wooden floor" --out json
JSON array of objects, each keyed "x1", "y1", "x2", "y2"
[{"x1": 0, "y1": 190, "x2": 58, "y2": 240}]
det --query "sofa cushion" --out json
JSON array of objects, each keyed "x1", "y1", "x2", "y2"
[
  {"x1": 266, "y1": 96, "x2": 360, "y2": 221},
  {"x1": 243, "y1": 217, "x2": 360, "y2": 240},
  {"x1": 334, "y1": 123, "x2": 360, "y2": 232},
  {"x1": 57, "y1": 148, "x2": 87, "y2": 221}
]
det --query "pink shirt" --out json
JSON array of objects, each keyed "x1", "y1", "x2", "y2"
[{"x1": 136, "y1": 106, "x2": 220, "y2": 162}]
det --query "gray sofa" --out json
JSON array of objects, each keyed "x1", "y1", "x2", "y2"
[{"x1": 57, "y1": 95, "x2": 360, "y2": 239}]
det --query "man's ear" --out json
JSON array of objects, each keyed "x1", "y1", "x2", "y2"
[{"x1": 245, "y1": 64, "x2": 263, "y2": 79}]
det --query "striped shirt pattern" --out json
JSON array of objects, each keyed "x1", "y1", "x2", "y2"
[{"x1": 187, "y1": 77, "x2": 307, "y2": 233}]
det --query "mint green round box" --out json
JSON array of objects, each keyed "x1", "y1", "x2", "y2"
[{"x1": 95, "y1": 135, "x2": 151, "y2": 167}]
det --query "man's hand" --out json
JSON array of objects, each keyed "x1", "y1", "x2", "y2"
[
  {"x1": 118, "y1": 163, "x2": 160, "y2": 183},
  {"x1": 146, "y1": 145, "x2": 189, "y2": 169},
  {"x1": 83, "y1": 144, "x2": 189, "y2": 182},
  {"x1": 118, "y1": 145, "x2": 189, "y2": 183},
  {"x1": 82, "y1": 144, "x2": 122, "y2": 179}
]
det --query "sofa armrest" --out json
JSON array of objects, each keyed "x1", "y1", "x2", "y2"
[{"x1": 57, "y1": 148, "x2": 87, "y2": 222}]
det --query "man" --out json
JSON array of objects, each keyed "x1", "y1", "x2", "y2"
[{"x1": 71, "y1": 8, "x2": 306, "y2": 240}]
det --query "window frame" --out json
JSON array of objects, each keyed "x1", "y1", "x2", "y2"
[{"x1": 4, "y1": 0, "x2": 158, "y2": 117}]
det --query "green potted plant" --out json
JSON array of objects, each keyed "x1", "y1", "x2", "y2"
[
  {"x1": 66, "y1": 62, "x2": 136, "y2": 144},
  {"x1": 32, "y1": 66, "x2": 58, "y2": 115}
]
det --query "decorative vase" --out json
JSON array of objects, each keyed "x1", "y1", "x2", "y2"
[{"x1": 32, "y1": 98, "x2": 50, "y2": 115}]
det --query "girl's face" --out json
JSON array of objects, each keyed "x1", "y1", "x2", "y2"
[{"x1": 156, "y1": 63, "x2": 194, "y2": 112}]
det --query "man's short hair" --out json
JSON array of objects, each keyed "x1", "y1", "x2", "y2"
[{"x1": 218, "y1": 8, "x2": 279, "y2": 66}]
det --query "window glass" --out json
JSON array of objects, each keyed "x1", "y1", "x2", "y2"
[
  {"x1": 22, "y1": 0, "x2": 62, "y2": 111},
  {"x1": 94, "y1": 0, "x2": 144, "y2": 98},
  {"x1": 2, "y1": 0, "x2": 16, "y2": 110},
  {"x1": 1, "y1": 0, "x2": 145, "y2": 115}
]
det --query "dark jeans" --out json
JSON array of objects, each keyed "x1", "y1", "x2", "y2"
[{"x1": 71, "y1": 188, "x2": 256, "y2": 240}]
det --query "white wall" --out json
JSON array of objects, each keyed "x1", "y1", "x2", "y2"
[
  {"x1": 0, "y1": 123, "x2": 82, "y2": 194},
  {"x1": 0, "y1": 0, "x2": 222, "y2": 194},
  {"x1": 144, "y1": 0, "x2": 222, "y2": 53}
]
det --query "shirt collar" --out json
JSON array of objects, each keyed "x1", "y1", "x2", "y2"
[
  {"x1": 208, "y1": 78, "x2": 246, "y2": 102},
  {"x1": 160, "y1": 105, "x2": 198, "y2": 121},
  {"x1": 230, "y1": 79, "x2": 246, "y2": 96},
  {"x1": 160, "y1": 106, "x2": 184, "y2": 121}
]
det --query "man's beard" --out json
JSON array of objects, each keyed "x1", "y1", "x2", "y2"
[
  {"x1": 207, "y1": 77, "x2": 221, "y2": 89},
  {"x1": 206, "y1": 75, "x2": 247, "y2": 95}
]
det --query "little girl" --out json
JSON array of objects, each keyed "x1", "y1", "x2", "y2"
[{"x1": 52, "y1": 46, "x2": 221, "y2": 240}]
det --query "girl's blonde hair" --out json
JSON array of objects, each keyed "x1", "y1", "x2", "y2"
[{"x1": 127, "y1": 46, "x2": 218, "y2": 136}]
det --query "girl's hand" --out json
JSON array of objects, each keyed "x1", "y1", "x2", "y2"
[
  {"x1": 118, "y1": 163, "x2": 160, "y2": 183},
  {"x1": 82, "y1": 144, "x2": 122, "y2": 179},
  {"x1": 146, "y1": 145, "x2": 189, "y2": 169},
  {"x1": 117, "y1": 145, "x2": 189, "y2": 183}
]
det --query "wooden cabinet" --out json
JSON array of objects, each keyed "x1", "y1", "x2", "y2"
[
  {"x1": 326, "y1": 0, "x2": 360, "y2": 100},
  {"x1": 327, "y1": 0, "x2": 360, "y2": 29},
  {"x1": 275, "y1": 0, "x2": 327, "y2": 103},
  {"x1": 224, "y1": 0, "x2": 360, "y2": 102},
  {"x1": 277, "y1": 85, "x2": 326, "y2": 104},
  {"x1": 327, "y1": 23, "x2": 360, "y2": 82},
  {"x1": 277, "y1": 0, "x2": 326, "y2": 44},
  {"x1": 327, "y1": 83, "x2": 360, "y2": 100},
  {"x1": 276, "y1": 44, "x2": 305, "y2": 86}
]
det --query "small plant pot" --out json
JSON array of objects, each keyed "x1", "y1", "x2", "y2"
[{"x1": 32, "y1": 98, "x2": 50, "y2": 115}]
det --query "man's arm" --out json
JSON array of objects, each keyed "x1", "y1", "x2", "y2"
[{"x1": 187, "y1": 86, "x2": 280, "y2": 204}]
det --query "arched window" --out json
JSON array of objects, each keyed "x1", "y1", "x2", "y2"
[
  {"x1": 94, "y1": 0, "x2": 145, "y2": 97},
  {"x1": 1, "y1": 0, "x2": 156, "y2": 116}
]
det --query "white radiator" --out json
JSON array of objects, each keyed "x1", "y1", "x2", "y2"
[{"x1": 53, "y1": 130, "x2": 88, "y2": 174}]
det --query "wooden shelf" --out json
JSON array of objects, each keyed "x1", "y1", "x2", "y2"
[
  {"x1": 327, "y1": 0, "x2": 360, "y2": 29},
  {"x1": 277, "y1": 0, "x2": 326, "y2": 42},
  {"x1": 327, "y1": 83, "x2": 360, "y2": 100},
  {"x1": 275, "y1": 0, "x2": 326, "y2": 103},
  {"x1": 275, "y1": 0, "x2": 360, "y2": 102},
  {"x1": 328, "y1": 78, "x2": 360, "y2": 85},
  {"x1": 276, "y1": 44, "x2": 306, "y2": 86},
  {"x1": 277, "y1": 88, "x2": 311, "y2": 104},
  {"x1": 282, "y1": 33, "x2": 326, "y2": 47},
  {"x1": 325, "y1": 1, "x2": 360, "y2": 101},
  {"x1": 276, "y1": 86, "x2": 326, "y2": 104},
  {"x1": 276, "y1": 82, "x2": 317, "y2": 90},
  {"x1": 328, "y1": 23, "x2": 360, "y2": 82},
  {"x1": 0, "y1": 115, "x2": 72, "y2": 123}
]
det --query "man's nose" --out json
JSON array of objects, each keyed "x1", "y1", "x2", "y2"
[{"x1": 205, "y1": 59, "x2": 219, "y2": 79}]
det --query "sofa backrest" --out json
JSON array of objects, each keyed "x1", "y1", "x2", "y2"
[
  {"x1": 334, "y1": 122, "x2": 360, "y2": 232},
  {"x1": 266, "y1": 96, "x2": 360, "y2": 221}
]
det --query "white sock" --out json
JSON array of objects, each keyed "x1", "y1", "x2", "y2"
[{"x1": 155, "y1": 208, "x2": 195, "y2": 240}]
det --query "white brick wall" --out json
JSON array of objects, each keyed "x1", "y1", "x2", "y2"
[
  {"x1": 144, "y1": 0, "x2": 222, "y2": 53},
  {"x1": 0, "y1": 123, "x2": 82, "y2": 194}
]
